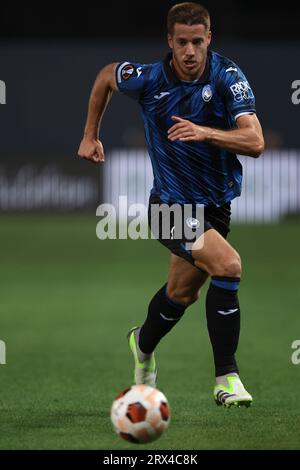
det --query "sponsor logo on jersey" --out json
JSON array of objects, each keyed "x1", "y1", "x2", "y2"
[
  {"x1": 230, "y1": 80, "x2": 254, "y2": 102},
  {"x1": 226, "y1": 67, "x2": 238, "y2": 73},
  {"x1": 154, "y1": 92, "x2": 170, "y2": 100},
  {"x1": 202, "y1": 84, "x2": 213, "y2": 102}
]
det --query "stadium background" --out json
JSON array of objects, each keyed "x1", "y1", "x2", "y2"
[{"x1": 0, "y1": 0, "x2": 300, "y2": 450}]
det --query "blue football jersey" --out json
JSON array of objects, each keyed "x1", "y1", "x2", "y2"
[{"x1": 115, "y1": 51, "x2": 256, "y2": 206}]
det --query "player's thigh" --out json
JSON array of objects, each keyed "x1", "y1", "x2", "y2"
[
  {"x1": 166, "y1": 253, "x2": 209, "y2": 305},
  {"x1": 191, "y1": 228, "x2": 242, "y2": 277}
]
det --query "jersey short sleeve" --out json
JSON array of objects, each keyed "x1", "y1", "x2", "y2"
[
  {"x1": 218, "y1": 63, "x2": 256, "y2": 121},
  {"x1": 115, "y1": 61, "x2": 152, "y2": 101}
]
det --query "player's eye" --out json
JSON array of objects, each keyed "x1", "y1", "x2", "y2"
[{"x1": 193, "y1": 38, "x2": 203, "y2": 45}]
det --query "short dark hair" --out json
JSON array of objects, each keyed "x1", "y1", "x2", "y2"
[{"x1": 167, "y1": 2, "x2": 211, "y2": 35}]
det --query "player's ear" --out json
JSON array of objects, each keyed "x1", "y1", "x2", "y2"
[
  {"x1": 206, "y1": 30, "x2": 212, "y2": 46},
  {"x1": 168, "y1": 33, "x2": 173, "y2": 50}
]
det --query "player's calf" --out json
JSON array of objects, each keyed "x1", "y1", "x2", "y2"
[
  {"x1": 139, "y1": 283, "x2": 188, "y2": 355},
  {"x1": 206, "y1": 275, "x2": 241, "y2": 377}
]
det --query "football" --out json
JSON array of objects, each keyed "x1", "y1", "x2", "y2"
[{"x1": 110, "y1": 385, "x2": 171, "y2": 444}]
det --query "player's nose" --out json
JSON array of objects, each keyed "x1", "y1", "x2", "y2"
[{"x1": 185, "y1": 42, "x2": 195, "y2": 56}]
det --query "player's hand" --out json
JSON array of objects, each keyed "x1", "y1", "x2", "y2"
[
  {"x1": 168, "y1": 116, "x2": 209, "y2": 142},
  {"x1": 77, "y1": 137, "x2": 105, "y2": 163}
]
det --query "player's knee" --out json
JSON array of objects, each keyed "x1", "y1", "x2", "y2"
[
  {"x1": 167, "y1": 286, "x2": 199, "y2": 307},
  {"x1": 225, "y1": 258, "x2": 242, "y2": 278},
  {"x1": 214, "y1": 254, "x2": 242, "y2": 278}
]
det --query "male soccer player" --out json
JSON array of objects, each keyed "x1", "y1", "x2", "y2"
[{"x1": 78, "y1": 2, "x2": 264, "y2": 407}]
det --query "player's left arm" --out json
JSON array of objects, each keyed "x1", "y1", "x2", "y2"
[
  {"x1": 168, "y1": 113, "x2": 264, "y2": 158},
  {"x1": 207, "y1": 113, "x2": 264, "y2": 158}
]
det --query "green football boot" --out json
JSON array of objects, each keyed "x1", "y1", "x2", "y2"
[
  {"x1": 214, "y1": 374, "x2": 253, "y2": 408},
  {"x1": 127, "y1": 326, "x2": 157, "y2": 388}
]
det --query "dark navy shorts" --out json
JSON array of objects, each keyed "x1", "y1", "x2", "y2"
[{"x1": 148, "y1": 194, "x2": 231, "y2": 267}]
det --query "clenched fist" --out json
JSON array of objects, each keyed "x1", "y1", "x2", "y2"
[
  {"x1": 168, "y1": 116, "x2": 210, "y2": 142},
  {"x1": 78, "y1": 137, "x2": 105, "y2": 163}
]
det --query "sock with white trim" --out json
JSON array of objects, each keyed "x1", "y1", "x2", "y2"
[
  {"x1": 138, "y1": 283, "x2": 187, "y2": 354},
  {"x1": 206, "y1": 276, "x2": 241, "y2": 377}
]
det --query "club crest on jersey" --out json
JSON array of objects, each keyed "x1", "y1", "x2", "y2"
[{"x1": 202, "y1": 84, "x2": 213, "y2": 102}]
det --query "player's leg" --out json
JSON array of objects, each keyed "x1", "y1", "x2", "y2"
[
  {"x1": 191, "y1": 229, "x2": 252, "y2": 407},
  {"x1": 139, "y1": 253, "x2": 208, "y2": 352},
  {"x1": 166, "y1": 253, "x2": 209, "y2": 303},
  {"x1": 192, "y1": 228, "x2": 241, "y2": 376},
  {"x1": 128, "y1": 254, "x2": 208, "y2": 387}
]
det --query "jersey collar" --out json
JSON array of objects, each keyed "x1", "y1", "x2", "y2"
[{"x1": 163, "y1": 51, "x2": 211, "y2": 85}]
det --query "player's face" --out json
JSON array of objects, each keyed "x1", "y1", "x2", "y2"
[{"x1": 168, "y1": 23, "x2": 211, "y2": 80}]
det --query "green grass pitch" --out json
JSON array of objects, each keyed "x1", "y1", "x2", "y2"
[{"x1": 0, "y1": 214, "x2": 300, "y2": 449}]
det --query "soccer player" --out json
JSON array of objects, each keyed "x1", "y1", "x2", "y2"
[{"x1": 78, "y1": 2, "x2": 264, "y2": 407}]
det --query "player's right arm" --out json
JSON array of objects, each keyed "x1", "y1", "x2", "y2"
[{"x1": 78, "y1": 63, "x2": 119, "y2": 163}]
